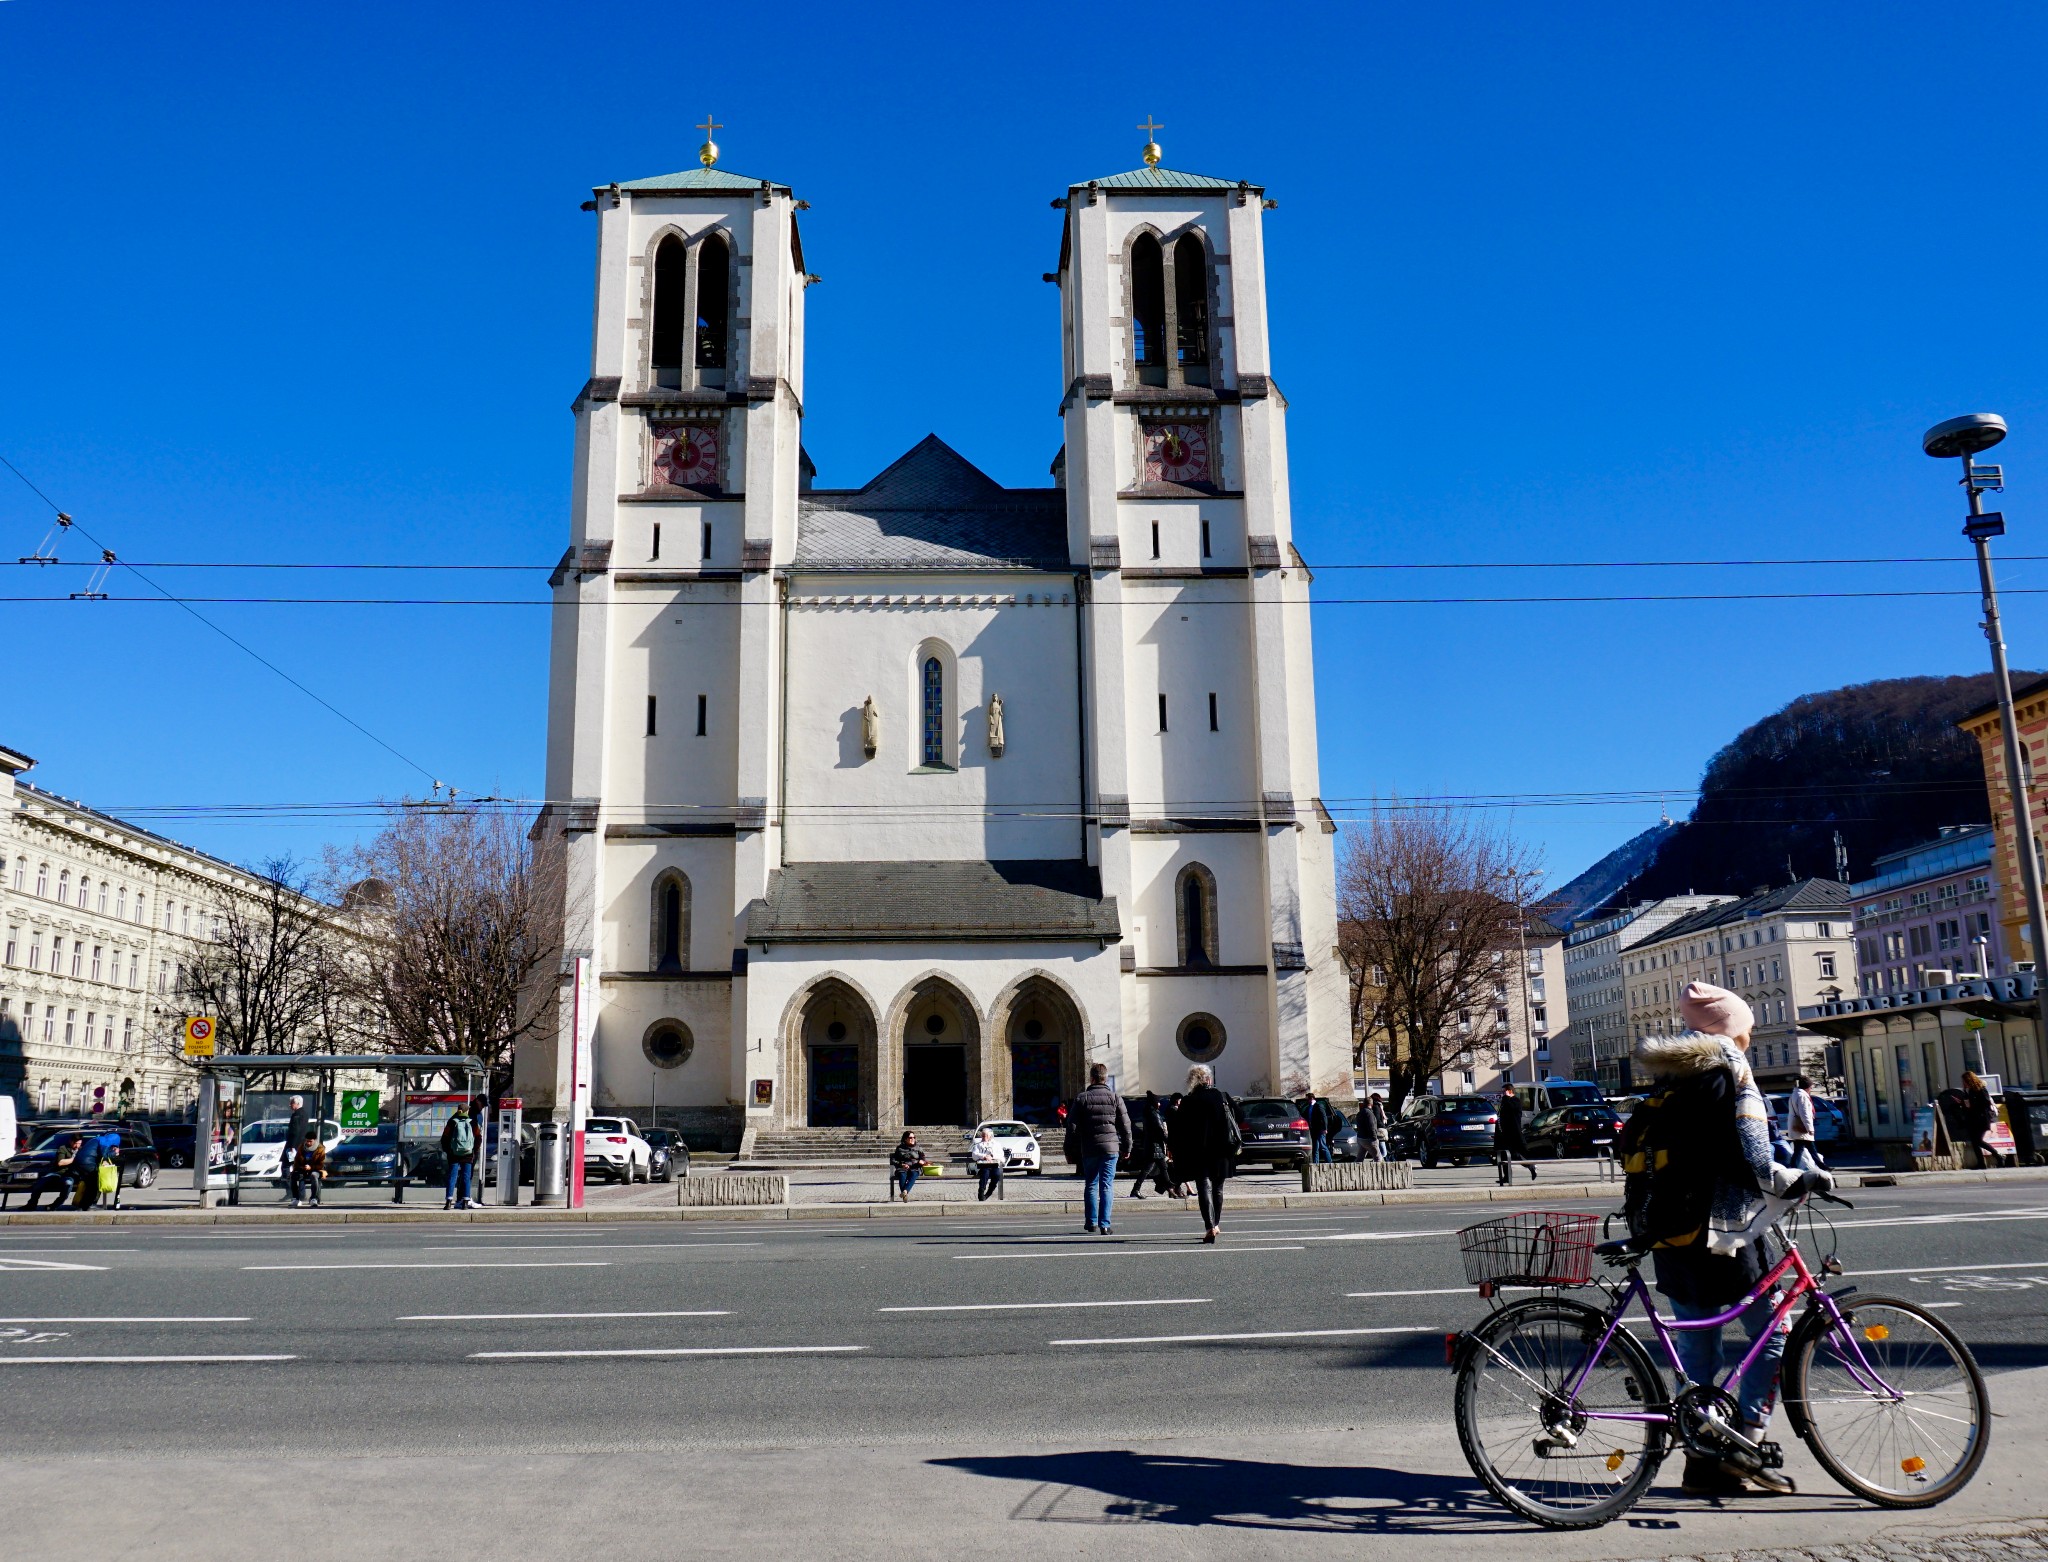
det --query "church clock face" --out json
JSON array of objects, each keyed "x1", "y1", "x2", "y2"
[
  {"x1": 1143, "y1": 420, "x2": 1212, "y2": 486},
  {"x1": 655, "y1": 422, "x2": 720, "y2": 488}
]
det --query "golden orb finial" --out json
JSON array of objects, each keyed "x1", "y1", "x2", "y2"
[
  {"x1": 697, "y1": 112, "x2": 723, "y2": 169},
  {"x1": 1137, "y1": 115, "x2": 1164, "y2": 167}
]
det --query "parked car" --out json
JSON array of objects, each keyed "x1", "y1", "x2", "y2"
[
  {"x1": 1524, "y1": 1103, "x2": 1625, "y2": 1159},
  {"x1": 1230, "y1": 1096, "x2": 1312, "y2": 1170},
  {"x1": 324, "y1": 1126, "x2": 408, "y2": 1185},
  {"x1": 643, "y1": 1128, "x2": 691, "y2": 1183},
  {"x1": 972, "y1": 1119, "x2": 1042, "y2": 1176},
  {"x1": 1389, "y1": 1094, "x2": 1499, "y2": 1167},
  {"x1": 237, "y1": 1118, "x2": 344, "y2": 1185},
  {"x1": 1765, "y1": 1093, "x2": 1850, "y2": 1145},
  {"x1": 1329, "y1": 1108, "x2": 1368, "y2": 1162},
  {"x1": 582, "y1": 1117, "x2": 652, "y2": 1183},
  {"x1": 151, "y1": 1123, "x2": 198, "y2": 1169},
  {"x1": 3, "y1": 1124, "x2": 161, "y2": 1190}
]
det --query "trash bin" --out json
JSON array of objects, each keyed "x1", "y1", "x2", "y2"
[
  {"x1": 532, "y1": 1120, "x2": 566, "y2": 1206},
  {"x1": 2002, "y1": 1090, "x2": 2048, "y2": 1166}
]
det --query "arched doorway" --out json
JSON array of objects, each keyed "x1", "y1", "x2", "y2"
[
  {"x1": 994, "y1": 974, "x2": 1086, "y2": 1126},
  {"x1": 786, "y1": 978, "x2": 879, "y2": 1129},
  {"x1": 897, "y1": 977, "x2": 981, "y2": 1128}
]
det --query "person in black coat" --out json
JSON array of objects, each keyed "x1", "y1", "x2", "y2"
[
  {"x1": 1128, "y1": 1092, "x2": 1171, "y2": 1199},
  {"x1": 1495, "y1": 1088, "x2": 1536, "y2": 1185},
  {"x1": 1168, "y1": 1065, "x2": 1238, "y2": 1243}
]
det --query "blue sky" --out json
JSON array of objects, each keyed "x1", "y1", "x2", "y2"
[{"x1": 3, "y1": 0, "x2": 2045, "y2": 887}]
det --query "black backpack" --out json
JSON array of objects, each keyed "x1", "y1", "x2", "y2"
[{"x1": 1616, "y1": 1069, "x2": 1737, "y2": 1251}]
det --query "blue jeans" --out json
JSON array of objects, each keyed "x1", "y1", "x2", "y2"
[
  {"x1": 445, "y1": 1159, "x2": 474, "y2": 1205},
  {"x1": 1671, "y1": 1290, "x2": 1786, "y2": 1428},
  {"x1": 895, "y1": 1165, "x2": 920, "y2": 1195},
  {"x1": 1313, "y1": 1134, "x2": 1334, "y2": 1163},
  {"x1": 1081, "y1": 1154, "x2": 1118, "y2": 1229}
]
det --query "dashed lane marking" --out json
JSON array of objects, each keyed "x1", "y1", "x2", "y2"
[
  {"x1": 0, "y1": 1316, "x2": 251, "y2": 1323},
  {"x1": 469, "y1": 1345, "x2": 866, "y2": 1360},
  {"x1": 1051, "y1": 1325, "x2": 1438, "y2": 1347},
  {"x1": 954, "y1": 1245, "x2": 1306, "y2": 1260},
  {"x1": 0, "y1": 1258, "x2": 109, "y2": 1272},
  {"x1": 879, "y1": 1298, "x2": 1212, "y2": 1312},
  {"x1": 242, "y1": 1261, "x2": 612, "y2": 1271},
  {"x1": 0, "y1": 1354, "x2": 296, "y2": 1364},
  {"x1": 401, "y1": 1310, "x2": 730, "y2": 1321}
]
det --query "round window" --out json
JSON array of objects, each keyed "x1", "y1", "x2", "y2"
[
  {"x1": 924, "y1": 1013, "x2": 947, "y2": 1036},
  {"x1": 826, "y1": 1020, "x2": 847, "y2": 1042},
  {"x1": 642, "y1": 1020, "x2": 695, "y2": 1069},
  {"x1": 1022, "y1": 1018, "x2": 1044, "y2": 1041},
  {"x1": 1176, "y1": 1012, "x2": 1226, "y2": 1063}
]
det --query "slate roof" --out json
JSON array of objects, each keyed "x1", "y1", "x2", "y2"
[
  {"x1": 1650, "y1": 878, "x2": 1853, "y2": 945},
  {"x1": 1081, "y1": 167, "x2": 1254, "y2": 192},
  {"x1": 745, "y1": 860, "x2": 1120, "y2": 945},
  {"x1": 795, "y1": 436, "x2": 1070, "y2": 572},
  {"x1": 614, "y1": 167, "x2": 779, "y2": 193}
]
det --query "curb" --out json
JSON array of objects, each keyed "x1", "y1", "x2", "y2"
[{"x1": 1855, "y1": 1164, "x2": 2048, "y2": 1189}]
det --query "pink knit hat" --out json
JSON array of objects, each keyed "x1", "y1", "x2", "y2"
[{"x1": 1680, "y1": 981, "x2": 1753, "y2": 1039}]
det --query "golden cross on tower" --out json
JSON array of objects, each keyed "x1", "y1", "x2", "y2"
[
  {"x1": 697, "y1": 113, "x2": 723, "y2": 169},
  {"x1": 1137, "y1": 115, "x2": 1164, "y2": 167}
]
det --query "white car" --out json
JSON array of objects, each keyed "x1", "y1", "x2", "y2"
[
  {"x1": 973, "y1": 1120, "x2": 1042, "y2": 1176},
  {"x1": 237, "y1": 1117, "x2": 344, "y2": 1184},
  {"x1": 582, "y1": 1117, "x2": 652, "y2": 1183}
]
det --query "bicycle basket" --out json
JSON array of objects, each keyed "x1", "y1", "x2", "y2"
[{"x1": 1457, "y1": 1212, "x2": 1601, "y2": 1289}]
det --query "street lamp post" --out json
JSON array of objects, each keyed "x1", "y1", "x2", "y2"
[{"x1": 1924, "y1": 414, "x2": 2048, "y2": 1044}]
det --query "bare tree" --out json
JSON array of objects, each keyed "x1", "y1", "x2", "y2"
[
  {"x1": 168, "y1": 856, "x2": 352, "y2": 1085},
  {"x1": 331, "y1": 804, "x2": 564, "y2": 1090},
  {"x1": 1337, "y1": 803, "x2": 1542, "y2": 1112}
]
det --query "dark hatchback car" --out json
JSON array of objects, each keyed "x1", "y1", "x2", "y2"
[
  {"x1": 1524, "y1": 1104, "x2": 1624, "y2": 1160},
  {"x1": 151, "y1": 1123, "x2": 199, "y2": 1169},
  {"x1": 325, "y1": 1126, "x2": 407, "y2": 1185},
  {"x1": 1230, "y1": 1097, "x2": 1312, "y2": 1170},
  {"x1": 1389, "y1": 1095, "x2": 1499, "y2": 1167},
  {"x1": 643, "y1": 1129, "x2": 691, "y2": 1183},
  {"x1": 3, "y1": 1124, "x2": 162, "y2": 1190}
]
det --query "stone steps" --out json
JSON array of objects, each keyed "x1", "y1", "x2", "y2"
[{"x1": 748, "y1": 1126, "x2": 972, "y2": 1163}]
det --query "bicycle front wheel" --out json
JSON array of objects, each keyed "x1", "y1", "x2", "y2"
[
  {"x1": 1786, "y1": 1294, "x2": 1989, "y2": 1507},
  {"x1": 1454, "y1": 1297, "x2": 1671, "y2": 1529}
]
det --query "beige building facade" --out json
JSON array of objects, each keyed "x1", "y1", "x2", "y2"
[{"x1": 1561, "y1": 894, "x2": 1733, "y2": 1091}]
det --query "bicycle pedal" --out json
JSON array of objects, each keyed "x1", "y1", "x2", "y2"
[{"x1": 1759, "y1": 1440, "x2": 1784, "y2": 1469}]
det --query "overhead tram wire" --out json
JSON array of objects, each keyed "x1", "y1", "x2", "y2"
[{"x1": 0, "y1": 453, "x2": 443, "y2": 789}]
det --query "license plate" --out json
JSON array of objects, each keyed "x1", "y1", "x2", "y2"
[{"x1": 1256, "y1": 1133, "x2": 1283, "y2": 1141}]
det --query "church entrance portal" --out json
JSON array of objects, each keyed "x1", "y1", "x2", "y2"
[
  {"x1": 898, "y1": 978, "x2": 979, "y2": 1127},
  {"x1": 1000, "y1": 977, "x2": 1085, "y2": 1126},
  {"x1": 808, "y1": 1045, "x2": 860, "y2": 1127},
  {"x1": 903, "y1": 1045, "x2": 966, "y2": 1126},
  {"x1": 791, "y1": 979, "x2": 879, "y2": 1130}
]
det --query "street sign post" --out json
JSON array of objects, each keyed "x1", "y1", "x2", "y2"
[{"x1": 182, "y1": 1016, "x2": 218, "y2": 1058}]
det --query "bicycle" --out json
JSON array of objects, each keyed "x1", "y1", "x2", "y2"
[{"x1": 1447, "y1": 1188, "x2": 1990, "y2": 1529}]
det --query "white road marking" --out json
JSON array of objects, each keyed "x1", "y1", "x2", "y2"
[
  {"x1": 879, "y1": 1298, "x2": 1212, "y2": 1313},
  {"x1": 1052, "y1": 1325, "x2": 1437, "y2": 1347},
  {"x1": 1833, "y1": 1207, "x2": 2048, "y2": 1230},
  {"x1": 417, "y1": 1243, "x2": 762, "y2": 1252},
  {"x1": 0, "y1": 1316, "x2": 251, "y2": 1323},
  {"x1": 0, "y1": 1249, "x2": 137, "y2": 1254},
  {"x1": 1300, "y1": 1229, "x2": 1458, "y2": 1243},
  {"x1": 401, "y1": 1310, "x2": 730, "y2": 1321},
  {"x1": 1850, "y1": 1259, "x2": 2048, "y2": 1277},
  {"x1": 242, "y1": 1261, "x2": 612, "y2": 1271},
  {"x1": 158, "y1": 1233, "x2": 357, "y2": 1241},
  {"x1": 0, "y1": 1354, "x2": 296, "y2": 1364},
  {"x1": 469, "y1": 1345, "x2": 866, "y2": 1360},
  {"x1": 0, "y1": 1258, "x2": 109, "y2": 1272},
  {"x1": 954, "y1": 1245, "x2": 1305, "y2": 1260},
  {"x1": 1922, "y1": 1302, "x2": 1965, "y2": 1309},
  {"x1": 1347, "y1": 1286, "x2": 1492, "y2": 1298}
]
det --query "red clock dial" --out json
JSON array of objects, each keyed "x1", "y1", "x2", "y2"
[
  {"x1": 1144, "y1": 421, "x2": 1211, "y2": 486},
  {"x1": 657, "y1": 423, "x2": 720, "y2": 487}
]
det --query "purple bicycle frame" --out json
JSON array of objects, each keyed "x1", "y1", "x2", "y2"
[{"x1": 1556, "y1": 1243, "x2": 1901, "y2": 1426}]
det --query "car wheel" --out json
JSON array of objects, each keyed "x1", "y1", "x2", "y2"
[
  {"x1": 135, "y1": 1162, "x2": 157, "y2": 1189},
  {"x1": 1027, "y1": 1166, "x2": 1041, "y2": 1177}
]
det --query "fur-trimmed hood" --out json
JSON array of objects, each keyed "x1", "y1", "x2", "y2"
[{"x1": 1633, "y1": 1031, "x2": 1743, "y2": 1079}]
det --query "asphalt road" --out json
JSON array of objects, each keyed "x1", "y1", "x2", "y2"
[{"x1": 0, "y1": 1181, "x2": 2042, "y2": 1460}]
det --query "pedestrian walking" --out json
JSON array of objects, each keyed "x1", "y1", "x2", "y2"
[
  {"x1": 1164, "y1": 1093, "x2": 1190, "y2": 1196},
  {"x1": 1625, "y1": 980, "x2": 1800, "y2": 1497},
  {"x1": 1128, "y1": 1092, "x2": 1170, "y2": 1199},
  {"x1": 970, "y1": 1127, "x2": 1005, "y2": 1201},
  {"x1": 1168, "y1": 1064, "x2": 1238, "y2": 1243},
  {"x1": 1070, "y1": 1062, "x2": 1132, "y2": 1234},
  {"x1": 1495, "y1": 1087, "x2": 1537, "y2": 1184},
  {"x1": 1309, "y1": 1096, "x2": 1335, "y2": 1163},
  {"x1": 440, "y1": 1104, "x2": 481, "y2": 1209},
  {"x1": 290, "y1": 1131, "x2": 326, "y2": 1208},
  {"x1": 889, "y1": 1131, "x2": 930, "y2": 1200},
  {"x1": 1960, "y1": 1071, "x2": 2000, "y2": 1167},
  {"x1": 1364, "y1": 1092, "x2": 1389, "y2": 1162},
  {"x1": 1784, "y1": 1075, "x2": 1819, "y2": 1164}
]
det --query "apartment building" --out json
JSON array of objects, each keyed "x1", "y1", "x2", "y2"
[
  {"x1": 1622, "y1": 878, "x2": 1853, "y2": 1089},
  {"x1": 1851, "y1": 825, "x2": 2006, "y2": 995},
  {"x1": 1561, "y1": 894, "x2": 1734, "y2": 1091},
  {"x1": 1428, "y1": 913, "x2": 1569, "y2": 1098}
]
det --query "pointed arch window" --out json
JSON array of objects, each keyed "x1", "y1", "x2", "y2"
[
  {"x1": 1174, "y1": 234, "x2": 1210, "y2": 384},
  {"x1": 650, "y1": 871, "x2": 692, "y2": 975},
  {"x1": 1127, "y1": 229, "x2": 1214, "y2": 390},
  {"x1": 647, "y1": 231, "x2": 734, "y2": 392},
  {"x1": 695, "y1": 234, "x2": 730, "y2": 381},
  {"x1": 1176, "y1": 863, "x2": 1219, "y2": 969},
  {"x1": 921, "y1": 657, "x2": 947, "y2": 768},
  {"x1": 1130, "y1": 235, "x2": 1167, "y2": 385}
]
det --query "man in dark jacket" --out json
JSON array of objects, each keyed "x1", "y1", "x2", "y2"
[
  {"x1": 440, "y1": 1105, "x2": 481, "y2": 1210},
  {"x1": 1070, "y1": 1063, "x2": 1132, "y2": 1234}
]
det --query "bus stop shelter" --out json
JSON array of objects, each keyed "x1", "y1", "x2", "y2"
[{"x1": 192, "y1": 1053, "x2": 488, "y2": 1206}]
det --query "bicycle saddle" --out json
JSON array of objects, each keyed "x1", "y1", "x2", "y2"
[{"x1": 1595, "y1": 1238, "x2": 1644, "y2": 1265}]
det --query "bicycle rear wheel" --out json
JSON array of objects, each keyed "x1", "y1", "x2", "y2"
[
  {"x1": 1786, "y1": 1295, "x2": 1989, "y2": 1507},
  {"x1": 1454, "y1": 1297, "x2": 1671, "y2": 1529}
]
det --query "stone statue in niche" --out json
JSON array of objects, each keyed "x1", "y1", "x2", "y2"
[
  {"x1": 861, "y1": 696, "x2": 879, "y2": 760},
  {"x1": 986, "y1": 693, "x2": 1006, "y2": 758}
]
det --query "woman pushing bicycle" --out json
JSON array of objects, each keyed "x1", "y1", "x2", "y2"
[{"x1": 1628, "y1": 981, "x2": 1799, "y2": 1497}]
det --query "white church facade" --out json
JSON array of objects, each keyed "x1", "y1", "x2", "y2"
[{"x1": 523, "y1": 138, "x2": 1348, "y2": 1143}]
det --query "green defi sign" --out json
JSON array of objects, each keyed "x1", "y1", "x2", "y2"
[{"x1": 338, "y1": 1090, "x2": 381, "y2": 1129}]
